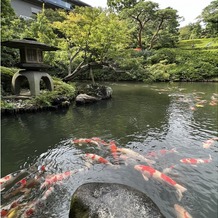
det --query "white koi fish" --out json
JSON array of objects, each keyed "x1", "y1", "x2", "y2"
[
  {"x1": 174, "y1": 204, "x2": 192, "y2": 218},
  {"x1": 72, "y1": 138, "x2": 100, "y2": 147},
  {"x1": 202, "y1": 137, "x2": 218, "y2": 148},
  {"x1": 180, "y1": 155, "x2": 212, "y2": 165},
  {"x1": 134, "y1": 165, "x2": 187, "y2": 201},
  {"x1": 117, "y1": 148, "x2": 155, "y2": 165}
]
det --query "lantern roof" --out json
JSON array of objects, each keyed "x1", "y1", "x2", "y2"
[{"x1": 1, "y1": 38, "x2": 58, "y2": 51}]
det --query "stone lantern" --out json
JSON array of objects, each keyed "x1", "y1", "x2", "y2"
[{"x1": 1, "y1": 38, "x2": 58, "y2": 96}]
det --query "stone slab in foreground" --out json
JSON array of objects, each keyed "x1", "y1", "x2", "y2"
[{"x1": 69, "y1": 182, "x2": 165, "y2": 218}]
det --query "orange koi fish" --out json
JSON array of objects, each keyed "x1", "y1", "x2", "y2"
[
  {"x1": 209, "y1": 101, "x2": 217, "y2": 106},
  {"x1": 84, "y1": 153, "x2": 113, "y2": 166},
  {"x1": 0, "y1": 169, "x2": 28, "y2": 191},
  {"x1": 40, "y1": 171, "x2": 72, "y2": 189},
  {"x1": 117, "y1": 148, "x2": 155, "y2": 165},
  {"x1": 134, "y1": 165, "x2": 187, "y2": 201},
  {"x1": 72, "y1": 138, "x2": 100, "y2": 147},
  {"x1": 180, "y1": 155, "x2": 212, "y2": 165},
  {"x1": 146, "y1": 148, "x2": 178, "y2": 159},
  {"x1": 109, "y1": 141, "x2": 119, "y2": 164},
  {"x1": 174, "y1": 204, "x2": 192, "y2": 218},
  {"x1": 202, "y1": 137, "x2": 218, "y2": 148}
]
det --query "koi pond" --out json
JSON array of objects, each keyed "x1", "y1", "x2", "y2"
[{"x1": 1, "y1": 82, "x2": 218, "y2": 218}]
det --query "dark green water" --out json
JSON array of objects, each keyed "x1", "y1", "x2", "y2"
[{"x1": 1, "y1": 82, "x2": 218, "y2": 217}]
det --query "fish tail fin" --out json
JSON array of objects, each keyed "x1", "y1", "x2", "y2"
[{"x1": 175, "y1": 184, "x2": 187, "y2": 201}]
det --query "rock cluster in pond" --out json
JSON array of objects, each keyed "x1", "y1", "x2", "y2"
[
  {"x1": 69, "y1": 182, "x2": 165, "y2": 218},
  {"x1": 75, "y1": 84, "x2": 112, "y2": 105}
]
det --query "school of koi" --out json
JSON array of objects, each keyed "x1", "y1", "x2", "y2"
[{"x1": 0, "y1": 136, "x2": 217, "y2": 218}]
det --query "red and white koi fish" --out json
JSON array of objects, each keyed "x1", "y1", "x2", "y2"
[
  {"x1": 40, "y1": 171, "x2": 72, "y2": 189},
  {"x1": 91, "y1": 137, "x2": 110, "y2": 146},
  {"x1": 134, "y1": 165, "x2": 187, "y2": 201},
  {"x1": 21, "y1": 187, "x2": 55, "y2": 217},
  {"x1": 72, "y1": 138, "x2": 100, "y2": 147},
  {"x1": 180, "y1": 155, "x2": 212, "y2": 165},
  {"x1": 109, "y1": 141, "x2": 119, "y2": 164},
  {"x1": 84, "y1": 153, "x2": 113, "y2": 166},
  {"x1": 117, "y1": 148, "x2": 155, "y2": 165},
  {"x1": 3, "y1": 174, "x2": 41, "y2": 200},
  {"x1": 0, "y1": 169, "x2": 28, "y2": 191},
  {"x1": 202, "y1": 137, "x2": 218, "y2": 148},
  {"x1": 41, "y1": 186, "x2": 54, "y2": 201},
  {"x1": 174, "y1": 204, "x2": 192, "y2": 218},
  {"x1": 146, "y1": 148, "x2": 178, "y2": 159}
]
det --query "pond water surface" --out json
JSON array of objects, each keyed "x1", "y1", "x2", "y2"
[{"x1": 1, "y1": 82, "x2": 218, "y2": 218}]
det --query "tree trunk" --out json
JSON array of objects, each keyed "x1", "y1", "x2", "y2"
[{"x1": 89, "y1": 67, "x2": 95, "y2": 85}]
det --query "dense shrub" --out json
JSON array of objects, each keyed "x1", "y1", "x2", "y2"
[
  {"x1": 145, "y1": 48, "x2": 218, "y2": 82},
  {"x1": 1, "y1": 66, "x2": 20, "y2": 94}
]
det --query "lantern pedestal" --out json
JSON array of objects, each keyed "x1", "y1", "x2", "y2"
[{"x1": 12, "y1": 70, "x2": 54, "y2": 96}]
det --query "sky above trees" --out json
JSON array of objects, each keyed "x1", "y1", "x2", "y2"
[{"x1": 82, "y1": 0, "x2": 214, "y2": 26}]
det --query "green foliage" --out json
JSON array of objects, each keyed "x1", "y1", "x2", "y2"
[
  {"x1": 30, "y1": 78, "x2": 75, "y2": 107},
  {"x1": 145, "y1": 61, "x2": 176, "y2": 82},
  {"x1": 52, "y1": 7, "x2": 131, "y2": 77},
  {"x1": 121, "y1": 1, "x2": 180, "y2": 49},
  {"x1": 200, "y1": 0, "x2": 218, "y2": 37},
  {"x1": 1, "y1": 0, "x2": 16, "y2": 40},
  {"x1": 1, "y1": 66, "x2": 20, "y2": 93},
  {"x1": 1, "y1": 100, "x2": 15, "y2": 109},
  {"x1": 177, "y1": 38, "x2": 218, "y2": 50},
  {"x1": 179, "y1": 23, "x2": 203, "y2": 40},
  {"x1": 145, "y1": 47, "x2": 218, "y2": 82},
  {"x1": 107, "y1": 0, "x2": 138, "y2": 11}
]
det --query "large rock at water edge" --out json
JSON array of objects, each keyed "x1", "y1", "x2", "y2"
[
  {"x1": 75, "y1": 94, "x2": 101, "y2": 105},
  {"x1": 69, "y1": 182, "x2": 165, "y2": 218}
]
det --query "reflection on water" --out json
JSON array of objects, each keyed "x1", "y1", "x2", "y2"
[{"x1": 1, "y1": 82, "x2": 218, "y2": 218}]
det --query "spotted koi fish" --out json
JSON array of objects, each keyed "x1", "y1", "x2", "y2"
[
  {"x1": 180, "y1": 155, "x2": 212, "y2": 165},
  {"x1": 134, "y1": 165, "x2": 187, "y2": 201},
  {"x1": 3, "y1": 174, "x2": 41, "y2": 200},
  {"x1": 84, "y1": 153, "x2": 113, "y2": 166},
  {"x1": 0, "y1": 169, "x2": 28, "y2": 191},
  {"x1": 72, "y1": 138, "x2": 100, "y2": 147},
  {"x1": 202, "y1": 137, "x2": 218, "y2": 148},
  {"x1": 146, "y1": 148, "x2": 178, "y2": 159},
  {"x1": 20, "y1": 187, "x2": 55, "y2": 217},
  {"x1": 174, "y1": 204, "x2": 192, "y2": 218},
  {"x1": 117, "y1": 148, "x2": 155, "y2": 165},
  {"x1": 40, "y1": 171, "x2": 72, "y2": 189}
]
